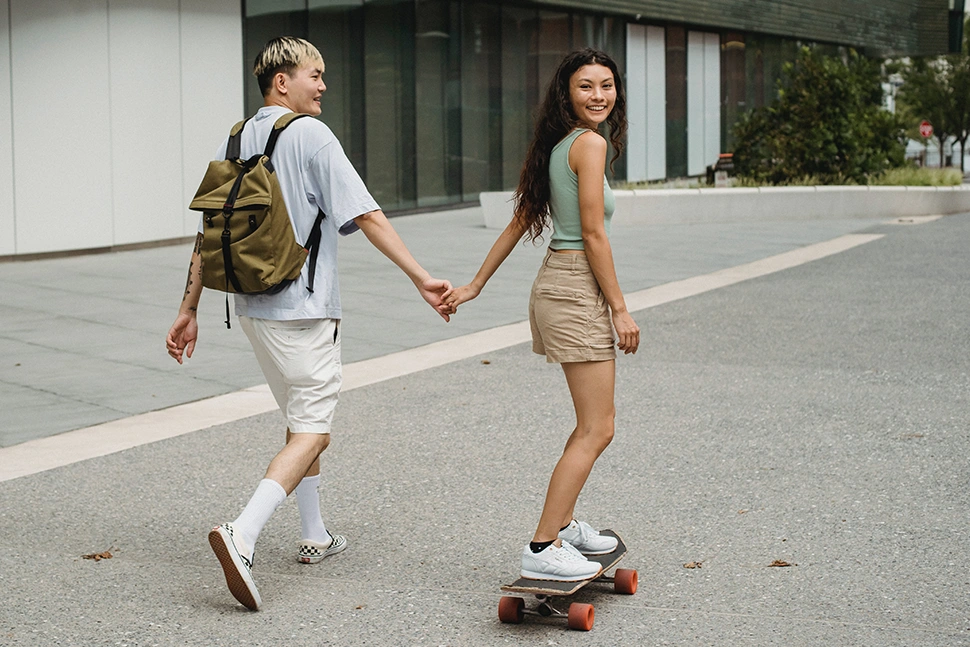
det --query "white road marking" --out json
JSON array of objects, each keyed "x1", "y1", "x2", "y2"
[{"x1": 0, "y1": 233, "x2": 883, "y2": 482}]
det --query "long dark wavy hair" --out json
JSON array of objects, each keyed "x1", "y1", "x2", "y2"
[{"x1": 514, "y1": 48, "x2": 627, "y2": 243}]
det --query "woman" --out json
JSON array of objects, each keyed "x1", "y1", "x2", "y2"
[{"x1": 444, "y1": 48, "x2": 640, "y2": 581}]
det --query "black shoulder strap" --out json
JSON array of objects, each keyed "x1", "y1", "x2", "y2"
[
  {"x1": 263, "y1": 113, "x2": 312, "y2": 158},
  {"x1": 304, "y1": 209, "x2": 327, "y2": 294},
  {"x1": 225, "y1": 117, "x2": 251, "y2": 161}
]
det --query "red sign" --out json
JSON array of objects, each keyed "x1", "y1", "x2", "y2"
[{"x1": 919, "y1": 120, "x2": 934, "y2": 138}]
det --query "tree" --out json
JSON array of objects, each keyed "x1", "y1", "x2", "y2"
[
  {"x1": 895, "y1": 14, "x2": 970, "y2": 171},
  {"x1": 896, "y1": 54, "x2": 970, "y2": 171},
  {"x1": 732, "y1": 47, "x2": 906, "y2": 185}
]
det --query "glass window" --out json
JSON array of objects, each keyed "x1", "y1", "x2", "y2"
[
  {"x1": 500, "y1": 6, "x2": 540, "y2": 189},
  {"x1": 362, "y1": 1, "x2": 417, "y2": 210},
  {"x1": 415, "y1": 0, "x2": 462, "y2": 206},
  {"x1": 721, "y1": 32, "x2": 745, "y2": 152},
  {"x1": 666, "y1": 25, "x2": 687, "y2": 178},
  {"x1": 460, "y1": 1, "x2": 503, "y2": 202}
]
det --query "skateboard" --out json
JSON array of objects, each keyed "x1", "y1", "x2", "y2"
[{"x1": 498, "y1": 530, "x2": 637, "y2": 631}]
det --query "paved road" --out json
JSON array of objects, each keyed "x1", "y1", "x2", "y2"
[
  {"x1": 1, "y1": 205, "x2": 887, "y2": 447},
  {"x1": 0, "y1": 210, "x2": 967, "y2": 645}
]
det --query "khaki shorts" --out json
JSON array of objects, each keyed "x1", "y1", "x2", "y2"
[
  {"x1": 529, "y1": 249, "x2": 616, "y2": 363},
  {"x1": 239, "y1": 316, "x2": 341, "y2": 434}
]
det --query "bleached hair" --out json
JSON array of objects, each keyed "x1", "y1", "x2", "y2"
[{"x1": 253, "y1": 36, "x2": 324, "y2": 97}]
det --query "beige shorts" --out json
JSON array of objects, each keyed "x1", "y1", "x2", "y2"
[
  {"x1": 529, "y1": 249, "x2": 616, "y2": 364},
  {"x1": 239, "y1": 316, "x2": 341, "y2": 434}
]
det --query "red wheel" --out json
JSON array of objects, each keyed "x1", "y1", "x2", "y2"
[
  {"x1": 498, "y1": 596, "x2": 524, "y2": 624},
  {"x1": 567, "y1": 602, "x2": 595, "y2": 631},
  {"x1": 614, "y1": 568, "x2": 638, "y2": 595}
]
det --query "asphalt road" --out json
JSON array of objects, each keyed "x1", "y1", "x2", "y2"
[{"x1": 0, "y1": 213, "x2": 967, "y2": 646}]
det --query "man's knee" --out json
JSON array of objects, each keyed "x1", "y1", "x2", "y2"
[{"x1": 289, "y1": 431, "x2": 330, "y2": 455}]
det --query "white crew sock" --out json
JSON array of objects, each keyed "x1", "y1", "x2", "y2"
[
  {"x1": 295, "y1": 475, "x2": 330, "y2": 545},
  {"x1": 232, "y1": 478, "x2": 287, "y2": 557}
]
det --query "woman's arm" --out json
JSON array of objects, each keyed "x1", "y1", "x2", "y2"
[
  {"x1": 570, "y1": 131, "x2": 640, "y2": 354},
  {"x1": 443, "y1": 215, "x2": 528, "y2": 309}
]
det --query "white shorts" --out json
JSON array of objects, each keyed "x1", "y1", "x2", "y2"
[{"x1": 239, "y1": 316, "x2": 341, "y2": 434}]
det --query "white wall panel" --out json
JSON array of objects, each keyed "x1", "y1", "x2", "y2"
[
  {"x1": 687, "y1": 30, "x2": 720, "y2": 177},
  {"x1": 625, "y1": 24, "x2": 666, "y2": 184},
  {"x1": 11, "y1": 0, "x2": 112, "y2": 254},
  {"x1": 645, "y1": 26, "x2": 666, "y2": 181},
  {"x1": 0, "y1": 0, "x2": 14, "y2": 255},
  {"x1": 704, "y1": 32, "x2": 721, "y2": 168},
  {"x1": 179, "y1": 0, "x2": 244, "y2": 236},
  {"x1": 686, "y1": 31, "x2": 706, "y2": 177},
  {"x1": 109, "y1": 0, "x2": 183, "y2": 245},
  {"x1": 625, "y1": 24, "x2": 647, "y2": 183}
]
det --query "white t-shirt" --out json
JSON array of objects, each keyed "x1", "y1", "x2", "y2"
[{"x1": 205, "y1": 105, "x2": 379, "y2": 321}]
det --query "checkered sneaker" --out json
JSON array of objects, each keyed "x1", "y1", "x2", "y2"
[
  {"x1": 297, "y1": 532, "x2": 347, "y2": 564},
  {"x1": 208, "y1": 523, "x2": 261, "y2": 610}
]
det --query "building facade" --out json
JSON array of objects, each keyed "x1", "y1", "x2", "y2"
[{"x1": 0, "y1": 0, "x2": 955, "y2": 256}]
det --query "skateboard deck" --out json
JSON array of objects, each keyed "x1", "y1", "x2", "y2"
[
  {"x1": 502, "y1": 529, "x2": 627, "y2": 595},
  {"x1": 498, "y1": 530, "x2": 637, "y2": 631}
]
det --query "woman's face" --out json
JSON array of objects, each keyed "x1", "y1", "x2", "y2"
[{"x1": 568, "y1": 64, "x2": 616, "y2": 129}]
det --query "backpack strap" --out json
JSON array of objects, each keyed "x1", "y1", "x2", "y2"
[
  {"x1": 263, "y1": 113, "x2": 312, "y2": 158},
  {"x1": 225, "y1": 118, "x2": 251, "y2": 161},
  {"x1": 303, "y1": 209, "x2": 327, "y2": 293}
]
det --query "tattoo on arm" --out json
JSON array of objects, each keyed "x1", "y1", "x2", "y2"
[
  {"x1": 182, "y1": 261, "x2": 194, "y2": 302},
  {"x1": 182, "y1": 234, "x2": 204, "y2": 303}
]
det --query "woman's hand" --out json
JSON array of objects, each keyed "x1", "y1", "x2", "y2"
[
  {"x1": 612, "y1": 309, "x2": 640, "y2": 355},
  {"x1": 442, "y1": 284, "x2": 481, "y2": 312}
]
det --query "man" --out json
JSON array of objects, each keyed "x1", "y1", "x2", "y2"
[{"x1": 166, "y1": 36, "x2": 451, "y2": 611}]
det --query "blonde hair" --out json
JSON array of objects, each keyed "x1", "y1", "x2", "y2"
[{"x1": 253, "y1": 37, "x2": 324, "y2": 97}]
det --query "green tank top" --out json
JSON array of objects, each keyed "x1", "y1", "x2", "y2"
[{"x1": 548, "y1": 128, "x2": 615, "y2": 251}]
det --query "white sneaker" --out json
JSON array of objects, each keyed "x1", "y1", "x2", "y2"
[
  {"x1": 520, "y1": 542, "x2": 603, "y2": 581},
  {"x1": 558, "y1": 520, "x2": 618, "y2": 555}
]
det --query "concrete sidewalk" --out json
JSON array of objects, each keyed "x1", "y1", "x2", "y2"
[
  {"x1": 1, "y1": 205, "x2": 894, "y2": 448},
  {"x1": 0, "y1": 209, "x2": 967, "y2": 646}
]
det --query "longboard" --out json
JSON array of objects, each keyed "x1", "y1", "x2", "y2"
[{"x1": 498, "y1": 530, "x2": 637, "y2": 631}]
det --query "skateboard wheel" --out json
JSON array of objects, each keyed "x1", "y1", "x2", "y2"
[
  {"x1": 567, "y1": 602, "x2": 594, "y2": 631},
  {"x1": 614, "y1": 568, "x2": 638, "y2": 595},
  {"x1": 498, "y1": 596, "x2": 524, "y2": 624}
]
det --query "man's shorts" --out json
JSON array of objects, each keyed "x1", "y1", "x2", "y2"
[
  {"x1": 239, "y1": 316, "x2": 341, "y2": 434},
  {"x1": 529, "y1": 249, "x2": 617, "y2": 364}
]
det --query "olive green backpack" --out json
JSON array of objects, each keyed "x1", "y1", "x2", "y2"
[{"x1": 189, "y1": 113, "x2": 325, "y2": 327}]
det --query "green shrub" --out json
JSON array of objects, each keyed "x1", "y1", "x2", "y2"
[
  {"x1": 732, "y1": 48, "x2": 907, "y2": 185},
  {"x1": 870, "y1": 166, "x2": 962, "y2": 185}
]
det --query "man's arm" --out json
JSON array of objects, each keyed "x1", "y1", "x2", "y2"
[
  {"x1": 354, "y1": 210, "x2": 452, "y2": 322},
  {"x1": 166, "y1": 233, "x2": 203, "y2": 363}
]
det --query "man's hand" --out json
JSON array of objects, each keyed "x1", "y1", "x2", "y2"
[
  {"x1": 418, "y1": 276, "x2": 454, "y2": 322},
  {"x1": 442, "y1": 284, "x2": 481, "y2": 312},
  {"x1": 166, "y1": 312, "x2": 199, "y2": 364}
]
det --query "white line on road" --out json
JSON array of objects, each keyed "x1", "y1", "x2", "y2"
[{"x1": 0, "y1": 233, "x2": 883, "y2": 482}]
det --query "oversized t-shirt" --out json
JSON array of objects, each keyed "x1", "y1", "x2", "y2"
[{"x1": 205, "y1": 105, "x2": 379, "y2": 321}]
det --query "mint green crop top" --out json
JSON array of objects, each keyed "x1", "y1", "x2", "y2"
[{"x1": 548, "y1": 128, "x2": 615, "y2": 251}]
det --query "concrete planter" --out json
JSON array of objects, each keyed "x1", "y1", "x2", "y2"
[{"x1": 479, "y1": 185, "x2": 970, "y2": 228}]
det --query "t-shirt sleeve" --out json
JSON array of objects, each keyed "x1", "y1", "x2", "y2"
[{"x1": 306, "y1": 138, "x2": 379, "y2": 236}]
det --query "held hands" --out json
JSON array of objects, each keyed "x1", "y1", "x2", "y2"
[
  {"x1": 613, "y1": 309, "x2": 640, "y2": 355},
  {"x1": 166, "y1": 312, "x2": 199, "y2": 364},
  {"x1": 441, "y1": 284, "x2": 480, "y2": 314},
  {"x1": 418, "y1": 276, "x2": 454, "y2": 322}
]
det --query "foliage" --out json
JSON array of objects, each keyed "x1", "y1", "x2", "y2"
[
  {"x1": 869, "y1": 166, "x2": 962, "y2": 185},
  {"x1": 895, "y1": 53, "x2": 970, "y2": 170},
  {"x1": 732, "y1": 47, "x2": 906, "y2": 185}
]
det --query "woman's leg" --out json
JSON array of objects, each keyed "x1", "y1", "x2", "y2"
[{"x1": 532, "y1": 359, "x2": 616, "y2": 542}]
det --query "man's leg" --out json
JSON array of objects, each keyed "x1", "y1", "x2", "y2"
[{"x1": 212, "y1": 317, "x2": 341, "y2": 609}]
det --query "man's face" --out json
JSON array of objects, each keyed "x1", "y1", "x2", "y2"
[{"x1": 284, "y1": 62, "x2": 326, "y2": 116}]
